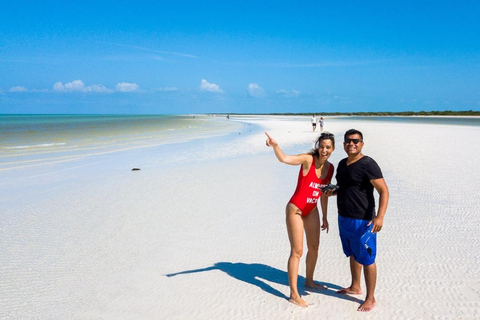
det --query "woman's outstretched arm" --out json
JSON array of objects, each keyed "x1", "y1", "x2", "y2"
[{"x1": 265, "y1": 132, "x2": 310, "y2": 166}]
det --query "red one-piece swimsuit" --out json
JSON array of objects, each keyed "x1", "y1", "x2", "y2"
[{"x1": 289, "y1": 156, "x2": 334, "y2": 217}]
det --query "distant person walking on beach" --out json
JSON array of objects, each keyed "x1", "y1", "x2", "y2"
[
  {"x1": 319, "y1": 117, "x2": 324, "y2": 132},
  {"x1": 324, "y1": 129, "x2": 389, "y2": 312},
  {"x1": 265, "y1": 131, "x2": 335, "y2": 307},
  {"x1": 311, "y1": 115, "x2": 317, "y2": 131}
]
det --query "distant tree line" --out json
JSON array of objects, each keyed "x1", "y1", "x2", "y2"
[{"x1": 224, "y1": 110, "x2": 480, "y2": 116}]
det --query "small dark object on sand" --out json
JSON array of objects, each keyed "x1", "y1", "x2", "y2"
[{"x1": 132, "y1": 168, "x2": 141, "y2": 171}]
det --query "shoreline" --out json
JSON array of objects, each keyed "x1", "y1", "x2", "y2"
[{"x1": 0, "y1": 115, "x2": 250, "y2": 172}]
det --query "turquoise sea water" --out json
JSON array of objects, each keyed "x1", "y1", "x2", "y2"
[
  {"x1": 0, "y1": 114, "x2": 232, "y2": 149},
  {"x1": 0, "y1": 114, "x2": 244, "y2": 170}
]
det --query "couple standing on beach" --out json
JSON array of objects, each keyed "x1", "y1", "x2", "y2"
[
  {"x1": 311, "y1": 114, "x2": 325, "y2": 132},
  {"x1": 265, "y1": 129, "x2": 389, "y2": 312}
]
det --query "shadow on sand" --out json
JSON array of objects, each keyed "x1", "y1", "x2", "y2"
[{"x1": 166, "y1": 261, "x2": 363, "y2": 304}]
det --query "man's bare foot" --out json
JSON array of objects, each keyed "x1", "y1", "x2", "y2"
[
  {"x1": 336, "y1": 287, "x2": 362, "y2": 295},
  {"x1": 305, "y1": 281, "x2": 328, "y2": 290},
  {"x1": 289, "y1": 295, "x2": 308, "y2": 308},
  {"x1": 357, "y1": 299, "x2": 376, "y2": 312}
]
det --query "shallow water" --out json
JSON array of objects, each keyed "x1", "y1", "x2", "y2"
[{"x1": 0, "y1": 114, "x2": 246, "y2": 171}]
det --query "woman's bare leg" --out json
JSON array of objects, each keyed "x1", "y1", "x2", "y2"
[
  {"x1": 303, "y1": 208, "x2": 326, "y2": 289},
  {"x1": 286, "y1": 203, "x2": 308, "y2": 307}
]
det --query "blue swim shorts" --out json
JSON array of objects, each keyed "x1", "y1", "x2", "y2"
[{"x1": 338, "y1": 215, "x2": 377, "y2": 266}]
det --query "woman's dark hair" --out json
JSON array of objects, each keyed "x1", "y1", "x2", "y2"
[{"x1": 310, "y1": 132, "x2": 335, "y2": 156}]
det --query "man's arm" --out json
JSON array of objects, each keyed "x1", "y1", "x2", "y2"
[{"x1": 369, "y1": 178, "x2": 389, "y2": 233}]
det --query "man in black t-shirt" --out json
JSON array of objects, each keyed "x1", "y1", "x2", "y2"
[{"x1": 326, "y1": 129, "x2": 389, "y2": 312}]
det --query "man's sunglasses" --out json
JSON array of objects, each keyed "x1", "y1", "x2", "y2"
[{"x1": 344, "y1": 138, "x2": 363, "y2": 144}]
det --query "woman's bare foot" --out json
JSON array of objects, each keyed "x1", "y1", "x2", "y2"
[
  {"x1": 357, "y1": 298, "x2": 376, "y2": 312},
  {"x1": 289, "y1": 295, "x2": 309, "y2": 308},
  {"x1": 336, "y1": 286, "x2": 362, "y2": 295},
  {"x1": 305, "y1": 281, "x2": 328, "y2": 290}
]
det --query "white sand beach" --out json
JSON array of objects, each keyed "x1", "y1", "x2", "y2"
[{"x1": 1, "y1": 115, "x2": 480, "y2": 319}]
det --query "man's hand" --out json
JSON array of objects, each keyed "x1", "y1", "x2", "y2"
[
  {"x1": 368, "y1": 216, "x2": 384, "y2": 233},
  {"x1": 321, "y1": 217, "x2": 329, "y2": 233}
]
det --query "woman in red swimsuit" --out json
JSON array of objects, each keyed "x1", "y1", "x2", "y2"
[{"x1": 265, "y1": 131, "x2": 335, "y2": 308}]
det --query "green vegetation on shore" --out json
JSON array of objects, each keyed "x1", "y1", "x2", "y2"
[{"x1": 223, "y1": 110, "x2": 480, "y2": 116}]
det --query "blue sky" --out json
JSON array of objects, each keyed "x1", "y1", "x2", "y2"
[{"x1": 1, "y1": 0, "x2": 479, "y2": 114}]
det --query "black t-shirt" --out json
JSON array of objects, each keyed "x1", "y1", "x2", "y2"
[{"x1": 336, "y1": 156, "x2": 383, "y2": 220}]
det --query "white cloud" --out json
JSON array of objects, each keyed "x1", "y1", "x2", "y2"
[
  {"x1": 91, "y1": 84, "x2": 114, "y2": 93},
  {"x1": 199, "y1": 79, "x2": 223, "y2": 93},
  {"x1": 247, "y1": 83, "x2": 265, "y2": 97},
  {"x1": 52, "y1": 80, "x2": 114, "y2": 93},
  {"x1": 9, "y1": 86, "x2": 28, "y2": 92},
  {"x1": 277, "y1": 89, "x2": 300, "y2": 98},
  {"x1": 115, "y1": 82, "x2": 140, "y2": 92},
  {"x1": 53, "y1": 82, "x2": 66, "y2": 91},
  {"x1": 154, "y1": 86, "x2": 178, "y2": 92},
  {"x1": 100, "y1": 41, "x2": 199, "y2": 59},
  {"x1": 53, "y1": 80, "x2": 88, "y2": 92}
]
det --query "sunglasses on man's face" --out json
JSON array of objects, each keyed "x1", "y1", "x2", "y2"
[{"x1": 344, "y1": 138, "x2": 363, "y2": 144}]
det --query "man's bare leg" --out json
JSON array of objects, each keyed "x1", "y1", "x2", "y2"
[
  {"x1": 337, "y1": 256, "x2": 363, "y2": 294},
  {"x1": 358, "y1": 262, "x2": 377, "y2": 312}
]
